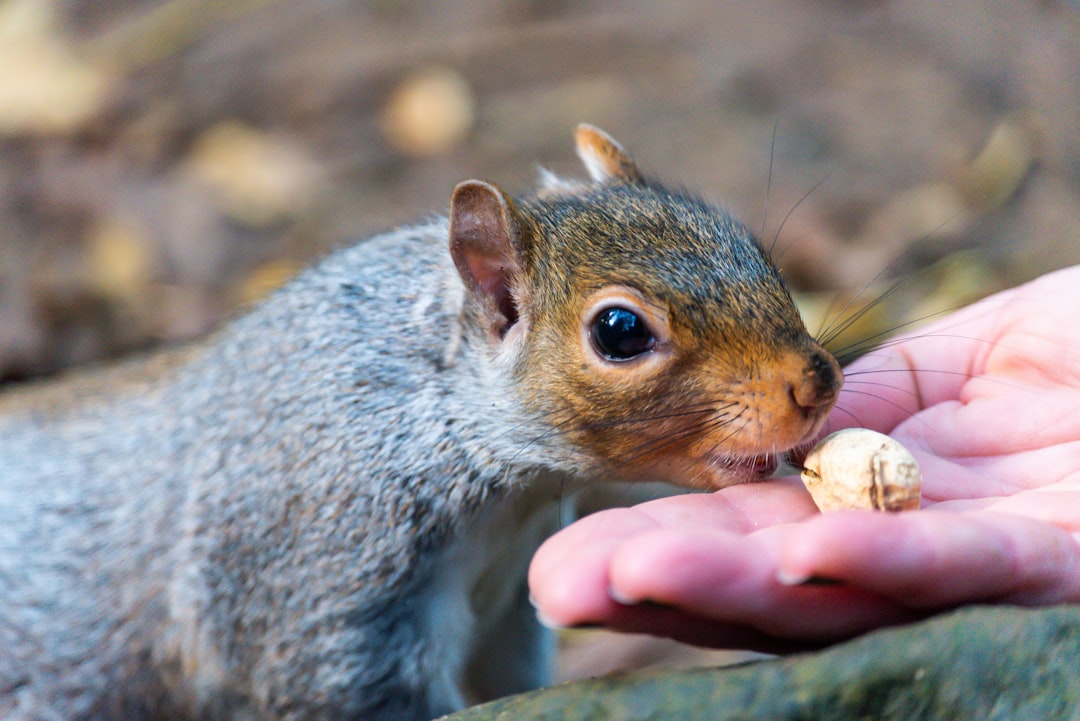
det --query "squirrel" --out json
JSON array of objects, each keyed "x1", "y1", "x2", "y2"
[{"x1": 0, "y1": 125, "x2": 841, "y2": 721}]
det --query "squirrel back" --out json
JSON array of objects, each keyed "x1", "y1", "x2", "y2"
[{"x1": 0, "y1": 125, "x2": 840, "y2": 720}]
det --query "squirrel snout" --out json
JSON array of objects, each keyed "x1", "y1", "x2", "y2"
[{"x1": 788, "y1": 346, "x2": 843, "y2": 416}]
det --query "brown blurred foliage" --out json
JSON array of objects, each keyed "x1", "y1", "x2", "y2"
[{"x1": 0, "y1": 0, "x2": 1078, "y2": 380}]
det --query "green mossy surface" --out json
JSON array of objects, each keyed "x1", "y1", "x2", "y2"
[{"x1": 445, "y1": 605, "x2": 1080, "y2": 721}]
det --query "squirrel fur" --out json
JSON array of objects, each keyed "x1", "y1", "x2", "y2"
[{"x1": 0, "y1": 125, "x2": 841, "y2": 720}]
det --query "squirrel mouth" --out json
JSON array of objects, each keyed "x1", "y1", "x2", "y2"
[
  {"x1": 751, "y1": 454, "x2": 779, "y2": 476},
  {"x1": 783, "y1": 437, "x2": 819, "y2": 470},
  {"x1": 712, "y1": 452, "x2": 779, "y2": 481}
]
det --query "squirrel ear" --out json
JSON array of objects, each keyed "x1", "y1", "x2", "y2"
[
  {"x1": 449, "y1": 180, "x2": 522, "y2": 335},
  {"x1": 575, "y1": 123, "x2": 643, "y2": 184}
]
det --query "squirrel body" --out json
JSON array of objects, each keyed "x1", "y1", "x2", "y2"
[{"x1": 0, "y1": 126, "x2": 841, "y2": 720}]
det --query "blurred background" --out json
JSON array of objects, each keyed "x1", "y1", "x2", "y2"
[{"x1": 0, "y1": 0, "x2": 1077, "y2": 677}]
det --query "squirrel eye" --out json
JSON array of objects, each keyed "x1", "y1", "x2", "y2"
[{"x1": 591, "y1": 307, "x2": 656, "y2": 361}]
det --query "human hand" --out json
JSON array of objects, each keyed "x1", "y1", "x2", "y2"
[{"x1": 528, "y1": 265, "x2": 1080, "y2": 652}]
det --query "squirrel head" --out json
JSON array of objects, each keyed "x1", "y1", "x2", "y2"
[{"x1": 449, "y1": 124, "x2": 841, "y2": 489}]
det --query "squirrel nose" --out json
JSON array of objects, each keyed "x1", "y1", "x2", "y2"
[{"x1": 789, "y1": 346, "x2": 842, "y2": 414}]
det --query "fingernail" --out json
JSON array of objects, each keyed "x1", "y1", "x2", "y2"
[
  {"x1": 776, "y1": 567, "x2": 811, "y2": 586},
  {"x1": 608, "y1": 585, "x2": 639, "y2": 606},
  {"x1": 535, "y1": 610, "x2": 566, "y2": 630},
  {"x1": 777, "y1": 568, "x2": 843, "y2": 586}
]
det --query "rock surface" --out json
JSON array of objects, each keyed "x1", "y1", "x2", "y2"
[{"x1": 444, "y1": 605, "x2": 1080, "y2": 720}]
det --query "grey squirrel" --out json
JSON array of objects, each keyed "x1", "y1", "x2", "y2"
[{"x1": 0, "y1": 125, "x2": 841, "y2": 720}]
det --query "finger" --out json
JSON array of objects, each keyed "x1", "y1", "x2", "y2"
[
  {"x1": 905, "y1": 393, "x2": 1080, "y2": 463},
  {"x1": 826, "y1": 292, "x2": 1016, "y2": 435},
  {"x1": 528, "y1": 481, "x2": 818, "y2": 627},
  {"x1": 978, "y1": 488, "x2": 1080, "y2": 533},
  {"x1": 607, "y1": 525, "x2": 917, "y2": 641},
  {"x1": 630, "y1": 478, "x2": 820, "y2": 529},
  {"x1": 776, "y1": 510, "x2": 1080, "y2": 607},
  {"x1": 829, "y1": 266, "x2": 1080, "y2": 438},
  {"x1": 528, "y1": 506, "x2": 660, "y2": 627},
  {"x1": 527, "y1": 514, "x2": 818, "y2": 653}
]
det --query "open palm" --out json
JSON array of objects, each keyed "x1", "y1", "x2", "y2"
[{"x1": 529, "y1": 265, "x2": 1080, "y2": 652}]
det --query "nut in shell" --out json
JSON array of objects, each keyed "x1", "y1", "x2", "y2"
[{"x1": 801, "y1": 428, "x2": 922, "y2": 512}]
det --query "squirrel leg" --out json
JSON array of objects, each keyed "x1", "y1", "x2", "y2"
[{"x1": 462, "y1": 579, "x2": 554, "y2": 704}]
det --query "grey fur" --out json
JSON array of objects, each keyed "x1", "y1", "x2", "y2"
[
  {"x1": 0, "y1": 129, "x2": 828, "y2": 719},
  {"x1": 1, "y1": 220, "x2": 565, "y2": 720}
]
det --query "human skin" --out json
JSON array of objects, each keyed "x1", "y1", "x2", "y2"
[{"x1": 528, "y1": 265, "x2": 1080, "y2": 653}]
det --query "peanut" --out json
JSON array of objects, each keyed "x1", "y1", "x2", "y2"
[{"x1": 800, "y1": 428, "x2": 922, "y2": 512}]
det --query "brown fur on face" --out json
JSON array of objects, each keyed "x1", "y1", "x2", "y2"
[
  {"x1": 510, "y1": 182, "x2": 841, "y2": 488},
  {"x1": 448, "y1": 124, "x2": 841, "y2": 490}
]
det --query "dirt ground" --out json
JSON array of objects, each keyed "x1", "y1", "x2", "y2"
[{"x1": 1, "y1": 0, "x2": 1078, "y2": 680}]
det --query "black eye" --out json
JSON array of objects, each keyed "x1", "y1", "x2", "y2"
[{"x1": 592, "y1": 307, "x2": 655, "y2": 361}]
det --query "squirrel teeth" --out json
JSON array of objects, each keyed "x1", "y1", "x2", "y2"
[
  {"x1": 751, "y1": 454, "x2": 779, "y2": 476},
  {"x1": 712, "y1": 452, "x2": 779, "y2": 479}
]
